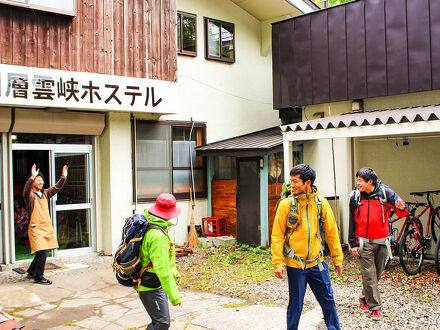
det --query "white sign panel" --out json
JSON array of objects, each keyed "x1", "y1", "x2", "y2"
[{"x1": 0, "y1": 64, "x2": 177, "y2": 114}]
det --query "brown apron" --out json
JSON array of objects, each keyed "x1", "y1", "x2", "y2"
[{"x1": 28, "y1": 196, "x2": 59, "y2": 254}]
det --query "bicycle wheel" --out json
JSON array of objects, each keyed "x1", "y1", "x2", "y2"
[
  {"x1": 399, "y1": 229, "x2": 424, "y2": 275},
  {"x1": 431, "y1": 206, "x2": 440, "y2": 243},
  {"x1": 435, "y1": 237, "x2": 440, "y2": 276}
]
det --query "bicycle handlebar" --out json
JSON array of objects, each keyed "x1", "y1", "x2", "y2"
[
  {"x1": 406, "y1": 201, "x2": 427, "y2": 207},
  {"x1": 410, "y1": 190, "x2": 440, "y2": 196}
]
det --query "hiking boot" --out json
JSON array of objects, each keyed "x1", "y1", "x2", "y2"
[
  {"x1": 359, "y1": 298, "x2": 369, "y2": 312},
  {"x1": 26, "y1": 273, "x2": 34, "y2": 280},
  {"x1": 34, "y1": 278, "x2": 52, "y2": 285},
  {"x1": 369, "y1": 310, "x2": 382, "y2": 320}
]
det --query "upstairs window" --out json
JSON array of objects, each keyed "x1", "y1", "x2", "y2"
[
  {"x1": 177, "y1": 11, "x2": 197, "y2": 57},
  {"x1": 0, "y1": 0, "x2": 76, "y2": 16},
  {"x1": 204, "y1": 17, "x2": 235, "y2": 63}
]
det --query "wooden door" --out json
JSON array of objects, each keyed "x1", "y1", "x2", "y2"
[{"x1": 236, "y1": 158, "x2": 260, "y2": 245}]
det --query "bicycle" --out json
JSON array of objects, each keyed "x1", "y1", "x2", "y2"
[
  {"x1": 398, "y1": 190, "x2": 440, "y2": 275},
  {"x1": 408, "y1": 190, "x2": 440, "y2": 243},
  {"x1": 385, "y1": 203, "x2": 424, "y2": 271}
]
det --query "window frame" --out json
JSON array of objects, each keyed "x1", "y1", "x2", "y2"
[
  {"x1": 204, "y1": 17, "x2": 235, "y2": 63},
  {"x1": 177, "y1": 11, "x2": 197, "y2": 57},
  {"x1": 132, "y1": 120, "x2": 207, "y2": 202},
  {"x1": 0, "y1": 0, "x2": 76, "y2": 16}
]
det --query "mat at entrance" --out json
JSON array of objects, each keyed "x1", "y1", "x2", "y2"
[{"x1": 12, "y1": 262, "x2": 68, "y2": 274}]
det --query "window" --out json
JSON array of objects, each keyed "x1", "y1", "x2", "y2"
[
  {"x1": 0, "y1": 0, "x2": 76, "y2": 16},
  {"x1": 177, "y1": 11, "x2": 197, "y2": 56},
  {"x1": 134, "y1": 121, "x2": 206, "y2": 201},
  {"x1": 204, "y1": 17, "x2": 235, "y2": 63}
]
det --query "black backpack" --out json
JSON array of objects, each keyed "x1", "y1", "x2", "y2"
[{"x1": 112, "y1": 213, "x2": 165, "y2": 289}]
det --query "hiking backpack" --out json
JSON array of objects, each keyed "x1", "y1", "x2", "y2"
[{"x1": 112, "y1": 213, "x2": 165, "y2": 288}]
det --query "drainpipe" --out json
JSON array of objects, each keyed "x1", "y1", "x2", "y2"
[
  {"x1": 7, "y1": 108, "x2": 16, "y2": 263},
  {"x1": 322, "y1": 0, "x2": 328, "y2": 9}
]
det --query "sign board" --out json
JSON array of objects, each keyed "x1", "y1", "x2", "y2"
[{"x1": 0, "y1": 64, "x2": 177, "y2": 114}]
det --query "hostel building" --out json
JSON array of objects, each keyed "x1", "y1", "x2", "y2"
[{"x1": 0, "y1": 0, "x2": 317, "y2": 264}]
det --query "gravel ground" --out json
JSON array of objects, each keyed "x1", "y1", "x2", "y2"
[{"x1": 176, "y1": 248, "x2": 440, "y2": 330}]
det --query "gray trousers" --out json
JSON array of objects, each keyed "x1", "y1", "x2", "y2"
[
  {"x1": 359, "y1": 242, "x2": 388, "y2": 311},
  {"x1": 139, "y1": 288, "x2": 170, "y2": 330}
]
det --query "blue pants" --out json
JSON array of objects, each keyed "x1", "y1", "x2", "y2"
[{"x1": 286, "y1": 262, "x2": 340, "y2": 330}]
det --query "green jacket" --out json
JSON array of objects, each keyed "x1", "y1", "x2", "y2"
[{"x1": 135, "y1": 210, "x2": 182, "y2": 305}]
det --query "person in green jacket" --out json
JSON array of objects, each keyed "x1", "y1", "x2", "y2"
[{"x1": 137, "y1": 193, "x2": 182, "y2": 330}]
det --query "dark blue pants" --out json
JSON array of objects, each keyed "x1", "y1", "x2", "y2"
[{"x1": 286, "y1": 262, "x2": 340, "y2": 330}]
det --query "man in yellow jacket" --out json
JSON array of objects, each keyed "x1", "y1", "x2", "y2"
[{"x1": 271, "y1": 164, "x2": 343, "y2": 330}]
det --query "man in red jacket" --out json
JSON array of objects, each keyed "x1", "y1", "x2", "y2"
[{"x1": 349, "y1": 168, "x2": 408, "y2": 320}]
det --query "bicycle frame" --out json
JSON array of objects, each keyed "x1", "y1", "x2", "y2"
[{"x1": 412, "y1": 192, "x2": 440, "y2": 239}]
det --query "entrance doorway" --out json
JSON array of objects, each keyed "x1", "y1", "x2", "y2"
[
  {"x1": 236, "y1": 158, "x2": 260, "y2": 245},
  {"x1": 12, "y1": 144, "x2": 94, "y2": 259}
]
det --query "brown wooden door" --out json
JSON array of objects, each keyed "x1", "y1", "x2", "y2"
[{"x1": 236, "y1": 158, "x2": 260, "y2": 245}]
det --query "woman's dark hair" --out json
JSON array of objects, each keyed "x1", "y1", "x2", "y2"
[
  {"x1": 356, "y1": 167, "x2": 377, "y2": 186},
  {"x1": 290, "y1": 164, "x2": 316, "y2": 185}
]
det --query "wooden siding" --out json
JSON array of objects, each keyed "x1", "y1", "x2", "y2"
[
  {"x1": 273, "y1": 0, "x2": 440, "y2": 108},
  {"x1": 268, "y1": 182, "x2": 283, "y2": 242},
  {"x1": 0, "y1": 0, "x2": 177, "y2": 81},
  {"x1": 212, "y1": 179, "x2": 237, "y2": 237}
]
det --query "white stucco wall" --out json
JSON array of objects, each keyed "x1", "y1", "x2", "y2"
[{"x1": 169, "y1": 0, "x2": 280, "y2": 143}]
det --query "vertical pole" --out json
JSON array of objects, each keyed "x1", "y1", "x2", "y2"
[
  {"x1": 260, "y1": 155, "x2": 269, "y2": 247},
  {"x1": 283, "y1": 139, "x2": 293, "y2": 182}
]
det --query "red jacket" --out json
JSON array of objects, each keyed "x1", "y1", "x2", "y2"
[{"x1": 348, "y1": 184, "x2": 409, "y2": 247}]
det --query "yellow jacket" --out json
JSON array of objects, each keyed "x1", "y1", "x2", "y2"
[{"x1": 271, "y1": 187, "x2": 343, "y2": 269}]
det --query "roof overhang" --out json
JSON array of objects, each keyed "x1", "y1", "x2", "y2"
[
  {"x1": 281, "y1": 106, "x2": 440, "y2": 141},
  {"x1": 230, "y1": 0, "x2": 318, "y2": 21},
  {"x1": 196, "y1": 127, "x2": 302, "y2": 157}
]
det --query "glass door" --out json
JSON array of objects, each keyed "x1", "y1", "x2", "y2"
[{"x1": 52, "y1": 149, "x2": 94, "y2": 256}]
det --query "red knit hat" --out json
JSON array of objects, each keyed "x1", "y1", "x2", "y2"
[{"x1": 149, "y1": 193, "x2": 181, "y2": 220}]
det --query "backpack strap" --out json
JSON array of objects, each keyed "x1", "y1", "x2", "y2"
[{"x1": 379, "y1": 185, "x2": 388, "y2": 223}]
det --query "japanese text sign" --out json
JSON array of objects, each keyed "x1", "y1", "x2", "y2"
[{"x1": 0, "y1": 64, "x2": 177, "y2": 114}]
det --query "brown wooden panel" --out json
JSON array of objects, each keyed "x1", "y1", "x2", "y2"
[
  {"x1": 161, "y1": 0, "x2": 170, "y2": 81},
  {"x1": 49, "y1": 19, "x2": 60, "y2": 69},
  {"x1": 12, "y1": 13, "x2": 25, "y2": 66},
  {"x1": 113, "y1": 0, "x2": 124, "y2": 76},
  {"x1": 268, "y1": 183, "x2": 283, "y2": 200},
  {"x1": 71, "y1": 0, "x2": 82, "y2": 71},
  {"x1": 0, "y1": 9, "x2": 12, "y2": 64},
  {"x1": 24, "y1": 12, "x2": 38, "y2": 67},
  {"x1": 145, "y1": 0, "x2": 152, "y2": 78},
  {"x1": 169, "y1": 0, "x2": 177, "y2": 82},
  {"x1": 60, "y1": 18, "x2": 71, "y2": 71},
  {"x1": 0, "y1": 0, "x2": 177, "y2": 82},
  {"x1": 37, "y1": 14, "x2": 50, "y2": 68},
  {"x1": 268, "y1": 198, "x2": 279, "y2": 243},
  {"x1": 125, "y1": 0, "x2": 134, "y2": 77},
  {"x1": 151, "y1": 0, "x2": 162, "y2": 79},
  {"x1": 94, "y1": 0, "x2": 105, "y2": 74},
  {"x1": 82, "y1": 0, "x2": 94, "y2": 72},
  {"x1": 212, "y1": 180, "x2": 237, "y2": 237},
  {"x1": 103, "y1": 0, "x2": 113, "y2": 75}
]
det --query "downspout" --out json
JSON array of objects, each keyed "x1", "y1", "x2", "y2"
[
  {"x1": 6, "y1": 108, "x2": 16, "y2": 263},
  {"x1": 131, "y1": 114, "x2": 137, "y2": 214},
  {"x1": 322, "y1": 0, "x2": 329, "y2": 9}
]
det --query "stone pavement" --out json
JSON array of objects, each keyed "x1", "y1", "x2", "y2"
[{"x1": 0, "y1": 256, "x2": 323, "y2": 329}]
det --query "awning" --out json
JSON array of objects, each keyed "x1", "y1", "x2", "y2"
[
  {"x1": 196, "y1": 127, "x2": 295, "y2": 157},
  {"x1": 281, "y1": 105, "x2": 440, "y2": 141}
]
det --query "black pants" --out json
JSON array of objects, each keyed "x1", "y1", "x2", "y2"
[
  {"x1": 27, "y1": 249, "x2": 48, "y2": 280},
  {"x1": 139, "y1": 288, "x2": 170, "y2": 330}
]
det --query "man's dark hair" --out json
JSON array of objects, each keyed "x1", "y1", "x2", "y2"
[
  {"x1": 356, "y1": 167, "x2": 377, "y2": 186},
  {"x1": 290, "y1": 164, "x2": 316, "y2": 185},
  {"x1": 36, "y1": 172, "x2": 44, "y2": 181}
]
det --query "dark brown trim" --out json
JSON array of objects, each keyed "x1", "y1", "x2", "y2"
[
  {"x1": 204, "y1": 17, "x2": 235, "y2": 63},
  {"x1": 177, "y1": 11, "x2": 197, "y2": 57},
  {"x1": 131, "y1": 115, "x2": 136, "y2": 204}
]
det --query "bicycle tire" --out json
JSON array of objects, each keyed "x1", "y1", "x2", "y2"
[
  {"x1": 431, "y1": 206, "x2": 440, "y2": 243},
  {"x1": 399, "y1": 228, "x2": 424, "y2": 275},
  {"x1": 435, "y1": 236, "x2": 440, "y2": 276}
]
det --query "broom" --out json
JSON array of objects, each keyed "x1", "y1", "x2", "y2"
[{"x1": 188, "y1": 187, "x2": 199, "y2": 247}]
